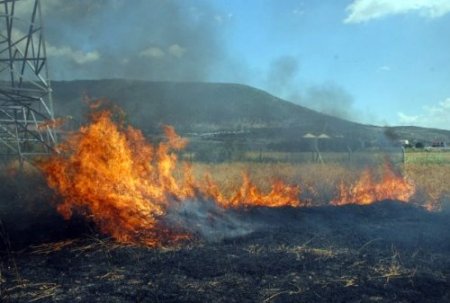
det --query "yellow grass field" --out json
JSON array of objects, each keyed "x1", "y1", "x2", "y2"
[{"x1": 183, "y1": 160, "x2": 450, "y2": 210}]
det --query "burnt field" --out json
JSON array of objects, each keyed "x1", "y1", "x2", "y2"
[{"x1": 1, "y1": 201, "x2": 449, "y2": 302}]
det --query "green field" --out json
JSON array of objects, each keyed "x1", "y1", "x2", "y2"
[{"x1": 404, "y1": 149, "x2": 450, "y2": 164}]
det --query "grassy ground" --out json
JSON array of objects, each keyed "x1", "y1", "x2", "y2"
[
  {"x1": 185, "y1": 160, "x2": 450, "y2": 210},
  {"x1": 242, "y1": 151, "x2": 403, "y2": 165},
  {"x1": 404, "y1": 149, "x2": 450, "y2": 164}
]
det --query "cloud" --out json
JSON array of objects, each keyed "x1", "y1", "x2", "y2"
[
  {"x1": 168, "y1": 44, "x2": 186, "y2": 58},
  {"x1": 398, "y1": 98, "x2": 450, "y2": 130},
  {"x1": 344, "y1": 0, "x2": 450, "y2": 23},
  {"x1": 139, "y1": 47, "x2": 165, "y2": 59},
  {"x1": 398, "y1": 112, "x2": 419, "y2": 124},
  {"x1": 139, "y1": 44, "x2": 186, "y2": 60},
  {"x1": 46, "y1": 45, "x2": 100, "y2": 64},
  {"x1": 378, "y1": 65, "x2": 391, "y2": 72}
]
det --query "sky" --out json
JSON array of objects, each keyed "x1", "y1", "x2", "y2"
[{"x1": 7, "y1": 0, "x2": 450, "y2": 130}]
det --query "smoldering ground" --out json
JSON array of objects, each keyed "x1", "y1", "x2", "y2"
[{"x1": 164, "y1": 199, "x2": 258, "y2": 242}]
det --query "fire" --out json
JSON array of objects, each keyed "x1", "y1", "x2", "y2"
[
  {"x1": 330, "y1": 162, "x2": 415, "y2": 206},
  {"x1": 39, "y1": 105, "x2": 303, "y2": 246},
  {"x1": 39, "y1": 110, "x2": 188, "y2": 245},
  {"x1": 202, "y1": 173, "x2": 301, "y2": 208}
]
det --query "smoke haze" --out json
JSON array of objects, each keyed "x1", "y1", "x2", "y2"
[
  {"x1": 32, "y1": 0, "x2": 226, "y2": 81},
  {"x1": 165, "y1": 199, "x2": 257, "y2": 242},
  {"x1": 263, "y1": 56, "x2": 364, "y2": 122}
]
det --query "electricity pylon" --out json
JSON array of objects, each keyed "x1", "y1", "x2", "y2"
[{"x1": 0, "y1": 0, "x2": 56, "y2": 162}]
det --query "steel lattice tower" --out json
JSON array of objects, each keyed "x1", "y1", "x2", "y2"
[{"x1": 0, "y1": 0, "x2": 56, "y2": 162}]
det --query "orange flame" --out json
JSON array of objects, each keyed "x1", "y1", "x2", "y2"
[
  {"x1": 201, "y1": 173, "x2": 301, "y2": 208},
  {"x1": 39, "y1": 107, "x2": 303, "y2": 246},
  {"x1": 330, "y1": 162, "x2": 415, "y2": 206},
  {"x1": 37, "y1": 117, "x2": 68, "y2": 131}
]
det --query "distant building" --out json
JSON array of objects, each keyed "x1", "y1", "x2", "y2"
[{"x1": 431, "y1": 141, "x2": 446, "y2": 148}]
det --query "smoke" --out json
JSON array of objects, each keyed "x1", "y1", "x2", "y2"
[
  {"x1": 266, "y1": 56, "x2": 300, "y2": 96},
  {"x1": 164, "y1": 199, "x2": 257, "y2": 242},
  {"x1": 299, "y1": 83, "x2": 356, "y2": 121},
  {"x1": 34, "y1": 0, "x2": 226, "y2": 81},
  {"x1": 263, "y1": 55, "x2": 364, "y2": 122}
]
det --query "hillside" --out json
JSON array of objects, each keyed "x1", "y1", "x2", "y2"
[{"x1": 51, "y1": 80, "x2": 450, "y2": 151}]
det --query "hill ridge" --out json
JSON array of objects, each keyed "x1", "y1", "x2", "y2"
[{"x1": 51, "y1": 79, "x2": 450, "y2": 148}]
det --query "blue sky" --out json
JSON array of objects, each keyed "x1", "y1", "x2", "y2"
[
  {"x1": 210, "y1": 0, "x2": 450, "y2": 129},
  {"x1": 11, "y1": 0, "x2": 450, "y2": 129}
]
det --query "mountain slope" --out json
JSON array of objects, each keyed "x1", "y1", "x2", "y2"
[{"x1": 51, "y1": 79, "x2": 450, "y2": 149}]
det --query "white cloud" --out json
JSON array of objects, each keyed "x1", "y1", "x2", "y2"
[
  {"x1": 378, "y1": 65, "x2": 391, "y2": 72},
  {"x1": 344, "y1": 0, "x2": 450, "y2": 23},
  {"x1": 398, "y1": 112, "x2": 419, "y2": 124},
  {"x1": 139, "y1": 45, "x2": 186, "y2": 59},
  {"x1": 139, "y1": 47, "x2": 165, "y2": 59},
  {"x1": 168, "y1": 44, "x2": 186, "y2": 58},
  {"x1": 398, "y1": 98, "x2": 450, "y2": 130},
  {"x1": 46, "y1": 45, "x2": 100, "y2": 64},
  {"x1": 1, "y1": 28, "x2": 99, "y2": 65}
]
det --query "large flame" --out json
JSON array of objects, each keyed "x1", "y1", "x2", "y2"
[
  {"x1": 330, "y1": 162, "x2": 415, "y2": 206},
  {"x1": 202, "y1": 173, "x2": 301, "y2": 208},
  {"x1": 39, "y1": 107, "x2": 303, "y2": 246}
]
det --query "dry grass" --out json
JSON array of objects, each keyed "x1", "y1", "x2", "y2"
[
  {"x1": 186, "y1": 162, "x2": 358, "y2": 205},
  {"x1": 4, "y1": 282, "x2": 59, "y2": 302},
  {"x1": 180, "y1": 161, "x2": 450, "y2": 209},
  {"x1": 404, "y1": 163, "x2": 450, "y2": 210}
]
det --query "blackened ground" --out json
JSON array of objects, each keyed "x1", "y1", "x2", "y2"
[
  {"x1": 1, "y1": 201, "x2": 450, "y2": 302},
  {"x1": 0, "y1": 171, "x2": 93, "y2": 250}
]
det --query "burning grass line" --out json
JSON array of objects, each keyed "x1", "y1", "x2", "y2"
[{"x1": 34, "y1": 102, "x2": 448, "y2": 247}]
